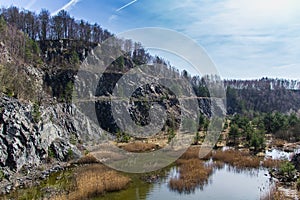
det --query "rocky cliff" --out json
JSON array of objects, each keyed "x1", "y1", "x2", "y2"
[{"x1": 0, "y1": 90, "x2": 106, "y2": 194}]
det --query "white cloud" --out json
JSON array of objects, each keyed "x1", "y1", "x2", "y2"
[{"x1": 162, "y1": 0, "x2": 300, "y2": 79}]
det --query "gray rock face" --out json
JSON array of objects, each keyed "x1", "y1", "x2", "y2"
[
  {"x1": 0, "y1": 91, "x2": 107, "y2": 194},
  {"x1": 0, "y1": 94, "x2": 103, "y2": 173},
  {"x1": 0, "y1": 96, "x2": 40, "y2": 171}
]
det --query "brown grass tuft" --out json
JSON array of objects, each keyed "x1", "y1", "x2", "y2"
[
  {"x1": 209, "y1": 160, "x2": 225, "y2": 169},
  {"x1": 121, "y1": 141, "x2": 159, "y2": 153},
  {"x1": 53, "y1": 164, "x2": 130, "y2": 200},
  {"x1": 212, "y1": 150, "x2": 260, "y2": 168},
  {"x1": 262, "y1": 158, "x2": 284, "y2": 169},
  {"x1": 169, "y1": 159, "x2": 213, "y2": 193},
  {"x1": 179, "y1": 146, "x2": 212, "y2": 160},
  {"x1": 75, "y1": 154, "x2": 99, "y2": 164}
]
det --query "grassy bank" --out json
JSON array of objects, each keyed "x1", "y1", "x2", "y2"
[
  {"x1": 211, "y1": 149, "x2": 261, "y2": 168},
  {"x1": 53, "y1": 164, "x2": 130, "y2": 200}
]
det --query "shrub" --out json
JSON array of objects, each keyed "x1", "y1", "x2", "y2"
[
  {"x1": 64, "y1": 81, "x2": 74, "y2": 103},
  {"x1": 32, "y1": 101, "x2": 41, "y2": 123},
  {"x1": 279, "y1": 161, "x2": 296, "y2": 176},
  {"x1": 116, "y1": 131, "x2": 130, "y2": 143},
  {"x1": 167, "y1": 128, "x2": 175, "y2": 143},
  {"x1": 69, "y1": 133, "x2": 77, "y2": 145},
  {"x1": 48, "y1": 147, "x2": 55, "y2": 158},
  {"x1": 67, "y1": 148, "x2": 74, "y2": 160},
  {"x1": 193, "y1": 132, "x2": 200, "y2": 145},
  {"x1": 84, "y1": 150, "x2": 90, "y2": 155},
  {"x1": 249, "y1": 130, "x2": 265, "y2": 151}
]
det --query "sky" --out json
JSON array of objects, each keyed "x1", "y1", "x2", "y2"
[{"x1": 1, "y1": 0, "x2": 300, "y2": 80}]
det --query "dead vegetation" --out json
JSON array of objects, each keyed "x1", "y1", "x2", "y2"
[
  {"x1": 211, "y1": 149, "x2": 261, "y2": 168},
  {"x1": 74, "y1": 153, "x2": 99, "y2": 164},
  {"x1": 262, "y1": 158, "x2": 284, "y2": 168},
  {"x1": 169, "y1": 158, "x2": 213, "y2": 193},
  {"x1": 179, "y1": 146, "x2": 211, "y2": 160},
  {"x1": 168, "y1": 146, "x2": 214, "y2": 193},
  {"x1": 121, "y1": 141, "x2": 159, "y2": 153},
  {"x1": 53, "y1": 164, "x2": 130, "y2": 200}
]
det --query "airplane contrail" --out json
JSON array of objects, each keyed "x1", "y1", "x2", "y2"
[
  {"x1": 25, "y1": 0, "x2": 37, "y2": 10},
  {"x1": 51, "y1": 0, "x2": 81, "y2": 16},
  {"x1": 116, "y1": 0, "x2": 138, "y2": 12}
]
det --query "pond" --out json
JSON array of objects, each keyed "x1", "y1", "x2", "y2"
[
  {"x1": 4, "y1": 147, "x2": 290, "y2": 200},
  {"x1": 95, "y1": 164, "x2": 273, "y2": 200}
]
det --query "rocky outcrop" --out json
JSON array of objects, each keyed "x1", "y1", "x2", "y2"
[
  {"x1": 0, "y1": 42, "x2": 12, "y2": 63},
  {"x1": 0, "y1": 93, "x2": 104, "y2": 194}
]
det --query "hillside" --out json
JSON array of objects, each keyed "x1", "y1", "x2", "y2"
[
  {"x1": 1, "y1": 6, "x2": 300, "y2": 196},
  {"x1": 1, "y1": 7, "x2": 300, "y2": 114}
]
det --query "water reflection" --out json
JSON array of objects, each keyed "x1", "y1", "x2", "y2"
[{"x1": 96, "y1": 163, "x2": 273, "y2": 200}]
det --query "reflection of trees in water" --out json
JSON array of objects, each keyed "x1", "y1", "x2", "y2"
[{"x1": 225, "y1": 164, "x2": 259, "y2": 177}]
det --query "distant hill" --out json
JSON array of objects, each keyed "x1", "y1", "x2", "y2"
[{"x1": 225, "y1": 78, "x2": 300, "y2": 114}]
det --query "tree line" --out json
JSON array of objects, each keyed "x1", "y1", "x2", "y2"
[
  {"x1": 0, "y1": 6, "x2": 112, "y2": 42},
  {"x1": 225, "y1": 80, "x2": 300, "y2": 114}
]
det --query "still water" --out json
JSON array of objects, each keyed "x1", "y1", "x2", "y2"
[{"x1": 95, "y1": 164, "x2": 272, "y2": 200}]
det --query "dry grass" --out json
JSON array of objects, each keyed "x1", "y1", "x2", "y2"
[
  {"x1": 260, "y1": 185, "x2": 286, "y2": 200},
  {"x1": 121, "y1": 141, "x2": 159, "y2": 153},
  {"x1": 75, "y1": 154, "x2": 99, "y2": 164},
  {"x1": 179, "y1": 146, "x2": 212, "y2": 160},
  {"x1": 262, "y1": 158, "x2": 284, "y2": 169},
  {"x1": 212, "y1": 149, "x2": 261, "y2": 168},
  {"x1": 169, "y1": 159, "x2": 213, "y2": 193},
  {"x1": 209, "y1": 160, "x2": 225, "y2": 169},
  {"x1": 52, "y1": 164, "x2": 130, "y2": 200}
]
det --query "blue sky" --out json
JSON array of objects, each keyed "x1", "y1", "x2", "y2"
[{"x1": 1, "y1": 0, "x2": 300, "y2": 80}]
